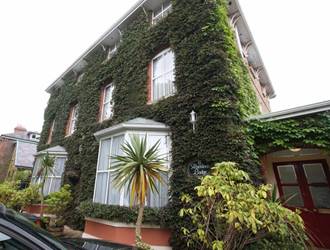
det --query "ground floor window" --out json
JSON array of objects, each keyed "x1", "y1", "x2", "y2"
[
  {"x1": 93, "y1": 131, "x2": 171, "y2": 208},
  {"x1": 31, "y1": 155, "x2": 66, "y2": 196}
]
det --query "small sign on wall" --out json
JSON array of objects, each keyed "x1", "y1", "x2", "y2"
[{"x1": 188, "y1": 161, "x2": 210, "y2": 177}]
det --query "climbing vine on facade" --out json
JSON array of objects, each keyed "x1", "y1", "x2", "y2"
[
  {"x1": 38, "y1": 0, "x2": 261, "y2": 248},
  {"x1": 248, "y1": 112, "x2": 330, "y2": 155}
]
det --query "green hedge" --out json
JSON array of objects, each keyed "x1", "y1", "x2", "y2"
[
  {"x1": 78, "y1": 200, "x2": 171, "y2": 228},
  {"x1": 38, "y1": 0, "x2": 260, "y2": 248}
]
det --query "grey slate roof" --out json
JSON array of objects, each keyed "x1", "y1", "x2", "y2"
[
  {"x1": 36, "y1": 146, "x2": 67, "y2": 156},
  {"x1": 15, "y1": 141, "x2": 37, "y2": 168},
  {"x1": 249, "y1": 100, "x2": 330, "y2": 121},
  {"x1": 94, "y1": 117, "x2": 170, "y2": 141}
]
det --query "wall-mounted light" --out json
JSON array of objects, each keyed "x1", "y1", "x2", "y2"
[
  {"x1": 190, "y1": 110, "x2": 197, "y2": 133},
  {"x1": 289, "y1": 148, "x2": 302, "y2": 152}
]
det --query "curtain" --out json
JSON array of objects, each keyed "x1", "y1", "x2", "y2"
[
  {"x1": 146, "y1": 134, "x2": 169, "y2": 208},
  {"x1": 152, "y1": 50, "x2": 175, "y2": 101},
  {"x1": 94, "y1": 139, "x2": 111, "y2": 203},
  {"x1": 94, "y1": 172, "x2": 108, "y2": 204},
  {"x1": 108, "y1": 135, "x2": 125, "y2": 205}
]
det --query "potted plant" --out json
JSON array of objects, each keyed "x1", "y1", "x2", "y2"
[{"x1": 44, "y1": 184, "x2": 72, "y2": 236}]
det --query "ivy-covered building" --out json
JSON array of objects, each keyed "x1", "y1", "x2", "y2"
[{"x1": 33, "y1": 0, "x2": 277, "y2": 249}]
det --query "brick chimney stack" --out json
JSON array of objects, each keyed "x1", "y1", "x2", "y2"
[{"x1": 14, "y1": 124, "x2": 27, "y2": 136}]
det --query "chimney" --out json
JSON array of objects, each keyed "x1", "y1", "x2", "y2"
[{"x1": 14, "y1": 124, "x2": 27, "y2": 136}]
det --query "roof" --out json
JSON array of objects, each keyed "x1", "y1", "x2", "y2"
[
  {"x1": 15, "y1": 141, "x2": 37, "y2": 168},
  {"x1": 35, "y1": 146, "x2": 68, "y2": 156},
  {"x1": 228, "y1": 0, "x2": 275, "y2": 98},
  {"x1": 45, "y1": 0, "x2": 275, "y2": 98},
  {"x1": 1, "y1": 133, "x2": 37, "y2": 143},
  {"x1": 249, "y1": 100, "x2": 330, "y2": 121},
  {"x1": 94, "y1": 118, "x2": 170, "y2": 141}
]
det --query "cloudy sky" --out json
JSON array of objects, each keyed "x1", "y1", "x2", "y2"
[{"x1": 0, "y1": 0, "x2": 329, "y2": 134}]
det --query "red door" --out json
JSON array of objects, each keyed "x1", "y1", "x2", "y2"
[{"x1": 273, "y1": 160, "x2": 330, "y2": 248}]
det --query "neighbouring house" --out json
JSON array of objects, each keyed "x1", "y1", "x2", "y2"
[
  {"x1": 0, "y1": 125, "x2": 40, "y2": 182},
  {"x1": 32, "y1": 0, "x2": 330, "y2": 249},
  {"x1": 249, "y1": 100, "x2": 330, "y2": 249}
]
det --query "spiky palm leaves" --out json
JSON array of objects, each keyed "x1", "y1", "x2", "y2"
[
  {"x1": 36, "y1": 152, "x2": 55, "y2": 217},
  {"x1": 110, "y1": 134, "x2": 168, "y2": 246}
]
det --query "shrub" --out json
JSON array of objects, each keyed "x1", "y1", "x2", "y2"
[
  {"x1": 78, "y1": 200, "x2": 170, "y2": 227},
  {"x1": 0, "y1": 181, "x2": 40, "y2": 211},
  {"x1": 45, "y1": 184, "x2": 72, "y2": 217},
  {"x1": 179, "y1": 162, "x2": 307, "y2": 250}
]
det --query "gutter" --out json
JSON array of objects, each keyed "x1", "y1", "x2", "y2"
[
  {"x1": 46, "y1": 0, "x2": 275, "y2": 98},
  {"x1": 0, "y1": 135, "x2": 39, "y2": 144},
  {"x1": 45, "y1": 0, "x2": 148, "y2": 93},
  {"x1": 249, "y1": 100, "x2": 330, "y2": 121}
]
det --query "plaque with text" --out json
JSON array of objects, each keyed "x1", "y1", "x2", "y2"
[{"x1": 188, "y1": 161, "x2": 210, "y2": 176}]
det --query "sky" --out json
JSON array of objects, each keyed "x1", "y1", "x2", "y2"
[{"x1": 0, "y1": 0, "x2": 329, "y2": 134}]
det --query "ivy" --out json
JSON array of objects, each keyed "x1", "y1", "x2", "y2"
[
  {"x1": 248, "y1": 112, "x2": 330, "y2": 155},
  {"x1": 37, "y1": 0, "x2": 261, "y2": 248},
  {"x1": 78, "y1": 201, "x2": 171, "y2": 228}
]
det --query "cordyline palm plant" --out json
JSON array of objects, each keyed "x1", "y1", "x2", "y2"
[
  {"x1": 36, "y1": 152, "x2": 55, "y2": 218},
  {"x1": 111, "y1": 134, "x2": 168, "y2": 248}
]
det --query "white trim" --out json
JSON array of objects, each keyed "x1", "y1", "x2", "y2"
[
  {"x1": 152, "y1": 1, "x2": 172, "y2": 25},
  {"x1": 14, "y1": 140, "x2": 19, "y2": 166},
  {"x1": 93, "y1": 138, "x2": 103, "y2": 201},
  {"x1": 249, "y1": 100, "x2": 330, "y2": 121},
  {"x1": 93, "y1": 128, "x2": 171, "y2": 207},
  {"x1": 94, "y1": 118, "x2": 170, "y2": 141},
  {"x1": 228, "y1": 0, "x2": 275, "y2": 98},
  {"x1": 106, "y1": 44, "x2": 118, "y2": 61},
  {"x1": 151, "y1": 48, "x2": 175, "y2": 103},
  {"x1": 46, "y1": 0, "x2": 149, "y2": 93},
  {"x1": 69, "y1": 105, "x2": 79, "y2": 135},
  {"x1": 100, "y1": 83, "x2": 115, "y2": 122},
  {"x1": 105, "y1": 138, "x2": 113, "y2": 204},
  {"x1": 47, "y1": 120, "x2": 55, "y2": 145},
  {"x1": 32, "y1": 156, "x2": 67, "y2": 196},
  {"x1": 46, "y1": 0, "x2": 274, "y2": 99}
]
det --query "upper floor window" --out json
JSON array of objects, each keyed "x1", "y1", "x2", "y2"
[
  {"x1": 151, "y1": 48, "x2": 175, "y2": 102},
  {"x1": 46, "y1": 121, "x2": 55, "y2": 144},
  {"x1": 152, "y1": 0, "x2": 172, "y2": 25},
  {"x1": 106, "y1": 44, "x2": 118, "y2": 61},
  {"x1": 76, "y1": 72, "x2": 85, "y2": 84},
  {"x1": 100, "y1": 84, "x2": 115, "y2": 122},
  {"x1": 66, "y1": 104, "x2": 79, "y2": 136}
]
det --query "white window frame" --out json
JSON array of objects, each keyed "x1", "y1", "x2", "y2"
[
  {"x1": 47, "y1": 120, "x2": 55, "y2": 144},
  {"x1": 151, "y1": 48, "x2": 176, "y2": 102},
  {"x1": 31, "y1": 156, "x2": 67, "y2": 196},
  {"x1": 76, "y1": 72, "x2": 85, "y2": 84},
  {"x1": 106, "y1": 44, "x2": 118, "y2": 61},
  {"x1": 93, "y1": 130, "x2": 171, "y2": 207},
  {"x1": 152, "y1": 1, "x2": 172, "y2": 25},
  {"x1": 100, "y1": 84, "x2": 115, "y2": 122},
  {"x1": 67, "y1": 105, "x2": 79, "y2": 136}
]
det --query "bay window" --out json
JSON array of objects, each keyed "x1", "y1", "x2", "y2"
[
  {"x1": 93, "y1": 118, "x2": 171, "y2": 207},
  {"x1": 31, "y1": 147, "x2": 67, "y2": 196},
  {"x1": 151, "y1": 48, "x2": 175, "y2": 102}
]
